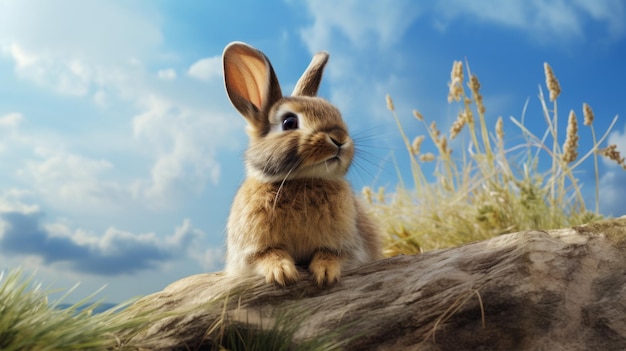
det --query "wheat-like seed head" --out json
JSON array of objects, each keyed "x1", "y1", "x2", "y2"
[
  {"x1": 496, "y1": 116, "x2": 504, "y2": 142},
  {"x1": 438, "y1": 135, "x2": 451, "y2": 157},
  {"x1": 598, "y1": 144, "x2": 626, "y2": 170},
  {"x1": 386, "y1": 94, "x2": 395, "y2": 111},
  {"x1": 430, "y1": 121, "x2": 441, "y2": 142},
  {"x1": 362, "y1": 186, "x2": 373, "y2": 204},
  {"x1": 463, "y1": 105, "x2": 475, "y2": 125},
  {"x1": 449, "y1": 114, "x2": 466, "y2": 140},
  {"x1": 448, "y1": 61, "x2": 464, "y2": 103},
  {"x1": 411, "y1": 135, "x2": 425, "y2": 155},
  {"x1": 544, "y1": 62, "x2": 561, "y2": 102},
  {"x1": 583, "y1": 103, "x2": 595, "y2": 126},
  {"x1": 562, "y1": 110, "x2": 579, "y2": 164},
  {"x1": 469, "y1": 75, "x2": 486, "y2": 115},
  {"x1": 413, "y1": 109, "x2": 424, "y2": 121},
  {"x1": 419, "y1": 152, "x2": 435, "y2": 162}
]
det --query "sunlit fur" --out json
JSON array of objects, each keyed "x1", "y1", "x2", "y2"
[{"x1": 223, "y1": 42, "x2": 382, "y2": 286}]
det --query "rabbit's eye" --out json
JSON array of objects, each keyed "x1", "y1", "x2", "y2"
[{"x1": 282, "y1": 113, "x2": 299, "y2": 131}]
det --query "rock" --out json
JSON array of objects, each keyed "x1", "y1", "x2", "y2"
[{"x1": 121, "y1": 217, "x2": 626, "y2": 350}]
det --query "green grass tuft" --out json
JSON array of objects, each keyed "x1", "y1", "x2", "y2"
[{"x1": 0, "y1": 269, "x2": 152, "y2": 351}]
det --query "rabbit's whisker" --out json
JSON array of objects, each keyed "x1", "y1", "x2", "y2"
[{"x1": 273, "y1": 162, "x2": 301, "y2": 212}]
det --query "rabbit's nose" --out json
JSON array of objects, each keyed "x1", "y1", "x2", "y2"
[
  {"x1": 330, "y1": 137, "x2": 343, "y2": 147},
  {"x1": 327, "y1": 129, "x2": 349, "y2": 147}
]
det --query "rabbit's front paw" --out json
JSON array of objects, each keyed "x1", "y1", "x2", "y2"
[
  {"x1": 255, "y1": 249, "x2": 299, "y2": 286},
  {"x1": 309, "y1": 249, "x2": 342, "y2": 286}
]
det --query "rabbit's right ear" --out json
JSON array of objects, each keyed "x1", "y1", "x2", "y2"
[{"x1": 223, "y1": 42, "x2": 283, "y2": 133}]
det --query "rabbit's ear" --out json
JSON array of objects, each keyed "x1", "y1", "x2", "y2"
[
  {"x1": 223, "y1": 42, "x2": 282, "y2": 130},
  {"x1": 292, "y1": 51, "x2": 329, "y2": 97}
]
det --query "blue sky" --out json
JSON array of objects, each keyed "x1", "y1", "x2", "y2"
[{"x1": 0, "y1": 0, "x2": 625, "y2": 302}]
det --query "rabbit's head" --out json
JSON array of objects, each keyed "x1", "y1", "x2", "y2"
[{"x1": 223, "y1": 42, "x2": 353, "y2": 183}]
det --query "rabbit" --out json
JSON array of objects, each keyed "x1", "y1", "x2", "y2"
[{"x1": 222, "y1": 41, "x2": 382, "y2": 287}]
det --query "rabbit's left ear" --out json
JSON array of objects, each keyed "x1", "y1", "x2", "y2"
[
  {"x1": 292, "y1": 51, "x2": 329, "y2": 97},
  {"x1": 223, "y1": 42, "x2": 283, "y2": 130}
]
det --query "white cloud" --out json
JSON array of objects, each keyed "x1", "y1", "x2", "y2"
[
  {"x1": 0, "y1": 0, "x2": 161, "y2": 97},
  {"x1": 0, "y1": 0, "x2": 161, "y2": 62},
  {"x1": 0, "y1": 113, "x2": 22, "y2": 130},
  {"x1": 0, "y1": 203, "x2": 205, "y2": 275},
  {"x1": 22, "y1": 150, "x2": 129, "y2": 208},
  {"x1": 157, "y1": 68, "x2": 177, "y2": 80},
  {"x1": 130, "y1": 94, "x2": 234, "y2": 207},
  {"x1": 187, "y1": 56, "x2": 221, "y2": 82},
  {"x1": 0, "y1": 0, "x2": 240, "y2": 211},
  {"x1": 432, "y1": 0, "x2": 626, "y2": 42},
  {"x1": 299, "y1": 0, "x2": 421, "y2": 52},
  {"x1": 599, "y1": 170, "x2": 626, "y2": 216},
  {"x1": 92, "y1": 90, "x2": 108, "y2": 106},
  {"x1": 573, "y1": 0, "x2": 626, "y2": 38},
  {"x1": 202, "y1": 247, "x2": 225, "y2": 271}
]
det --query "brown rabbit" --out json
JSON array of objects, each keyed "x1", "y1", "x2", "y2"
[{"x1": 223, "y1": 42, "x2": 382, "y2": 286}]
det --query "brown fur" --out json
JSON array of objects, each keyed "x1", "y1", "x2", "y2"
[{"x1": 223, "y1": 42, "x2": 382, "y2": 286}]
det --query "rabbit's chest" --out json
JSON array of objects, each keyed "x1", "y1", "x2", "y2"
[
  {"x1": 263, "y1": 181, "x2": 357, "y2": 250},
  {"x1": 271, "y1": 185, "x2": 352, "y2": 227}
]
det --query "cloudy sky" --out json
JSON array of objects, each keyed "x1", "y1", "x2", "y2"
[{"x1": 0, "y1": 0, "x2": 624, "y2": 303}]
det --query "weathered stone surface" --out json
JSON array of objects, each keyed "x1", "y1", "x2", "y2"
[{"x1": 122, "y1": 217, "x2": 626, "y2": 350}]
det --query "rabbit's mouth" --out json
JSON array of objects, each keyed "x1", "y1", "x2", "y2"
[{"x1": 325, "y1": 156, "x2": 342, "y2": 165}]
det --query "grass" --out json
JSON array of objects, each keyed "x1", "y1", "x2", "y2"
[
  {"x1": 0, "y1": 269, "x2": 151, "y2": 351},
  {"x1": 0, "y1": 269, "x2": 344, "y2": 350},
  {"x1": 2, "y1": 60, "x2": 625, "y2": 350},
  {"x1": 365, "y1": 60, "x2": 624, "y2": 256}
]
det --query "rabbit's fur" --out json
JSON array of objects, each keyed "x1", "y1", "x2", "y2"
[{"x1": 223, "y1": 42, "x2": 382, "y2": 286}]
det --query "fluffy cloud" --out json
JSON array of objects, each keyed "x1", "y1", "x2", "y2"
[
  {"x1": 130, "y1": 94, "x2": 234, "y2": 207},
  {"x1": 0, "y1": 0, "x2": 161, "y2": 97},
  {"x1": 0, "y1": 1, "x2": 239, "y2": 211},
  {"x1": 598, "y1": 170, "x2": 626, "y2": 216},
  {"x1": 157, "y1": 68, "x2": 177, "y2": 80},
  {"x1": 0, "y1": 113, "x2": 23, "y2": 153},
  {"x1": 187, "y1": 56, "x2": 222, "y2": 82},
  {"x1": 432, "y1": 0, "x2": 625, "y2": 42},
  {"x1": 0, "y1": 208, "x2": 203, "y2": 275},
  {"x1": 299, "y1": 0, "x2": 420, "y2": 52},
  {"x1": 23, "y1": 151, "x2": 130, "y2": 208}
]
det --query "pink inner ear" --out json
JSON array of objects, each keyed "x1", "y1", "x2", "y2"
[{"x1": 227, "y1": 53, "x2": 269, "y2": 111}]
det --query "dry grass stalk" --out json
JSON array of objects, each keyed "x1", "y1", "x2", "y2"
[
  {"x1": 496, "y1": 117, "x2": 504, "y2": 142},
  {"x1": 430, "y1": 121, "x2": 441, "y2": 143},
  {"x1": 420, "y1": 153, "x2": 435, "y2": 162},
  {"x1": 598, "y1": 144, "x2": 626, "y2": 170},
  {"x1": 544, "y1": 62, "x2": 561, "y2": 101},
  {"x1": 448, "y1": 61, "x2": 464, "y2": 103},
  {"x1": 562, "y1": 110, "x2": 579, "y2": 164},
  {"x1": 412, "y1": 135, "x2": 425, "y2": 155},
  {"x1": 449, "y1": 115, "x2": 465, "y2": 140},
  {"x1": 413, "y1": 109, "x2": 424, "y2": 121},
  {"x1": 468, "y1": 75, "x2": 486, "y2": 115},
  {"x1": 373, "y1": 60, "x2": 613, "y2": 257},
  {"x1": 583, "y1": 102, "x2": 595, "y2": 126},
  {"x1": 583, "y1": 102, "x2": 599, "y2": 213},
  {"x1": 386, "y1": 94, "x2": 395, "y2": 111}
]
